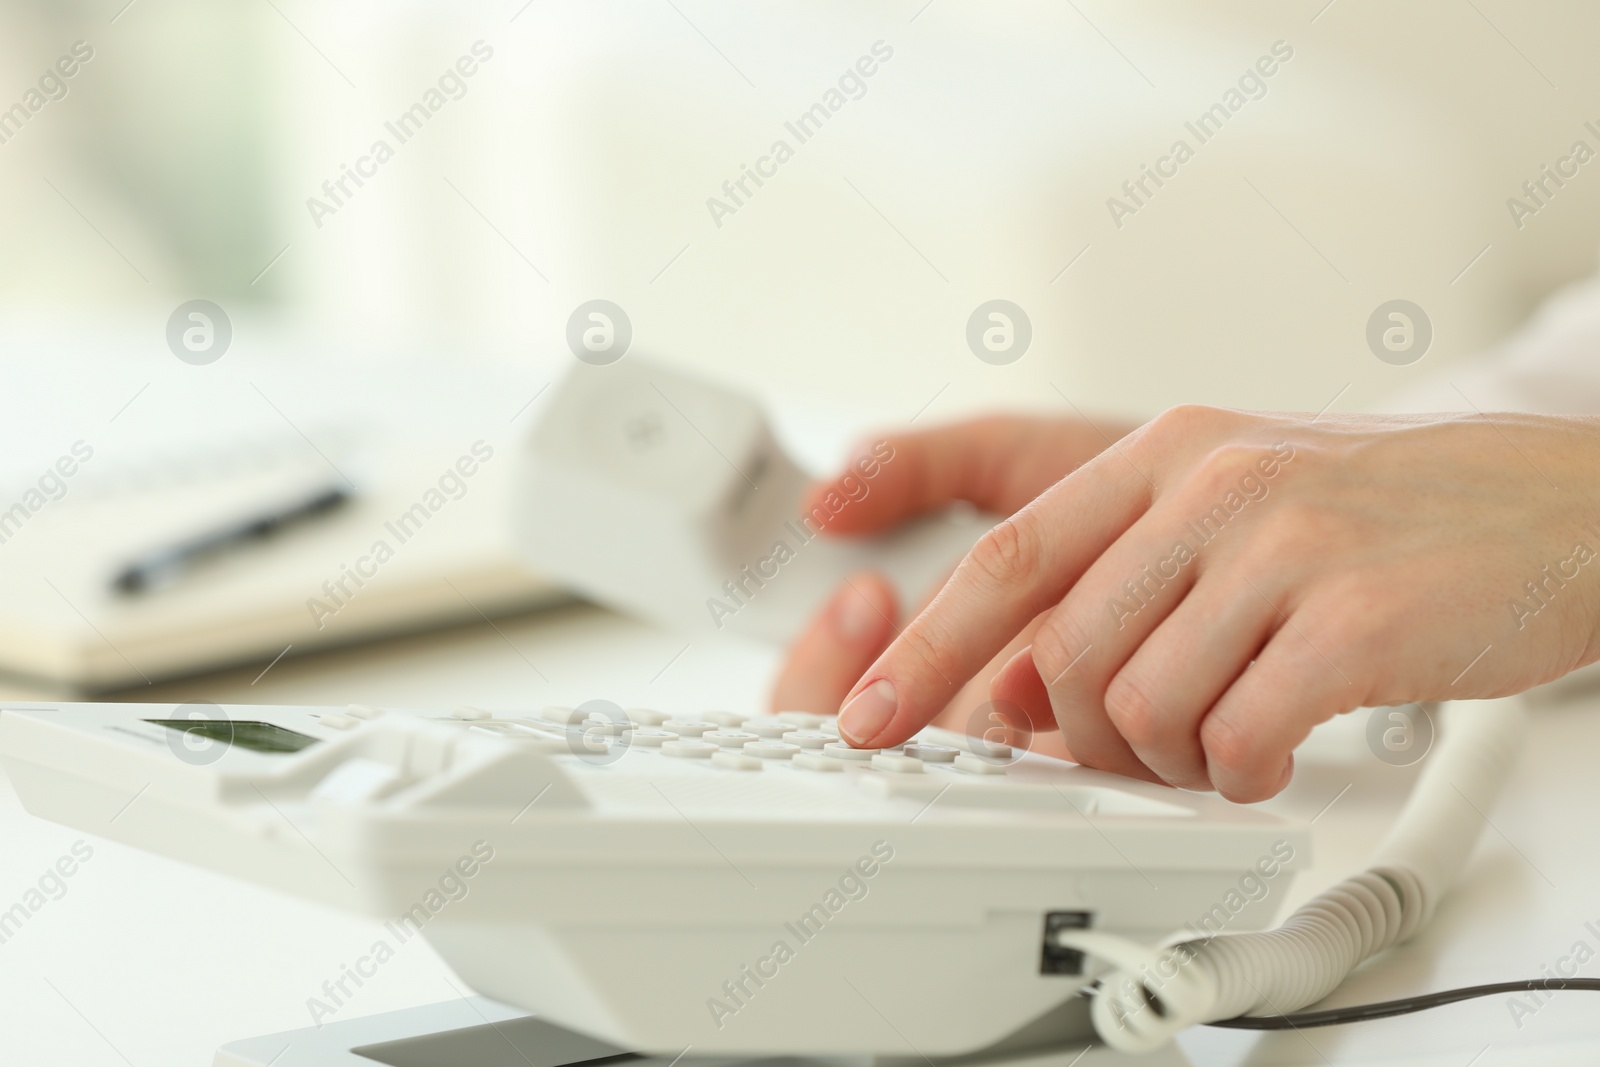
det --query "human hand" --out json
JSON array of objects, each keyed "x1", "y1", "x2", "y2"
[
  {"x1": 832, "y1": 406, "x2": 1600, "y2": 801},
  {"x1": 769, "y1": 414, "x2": 1138, "y2": 744}
]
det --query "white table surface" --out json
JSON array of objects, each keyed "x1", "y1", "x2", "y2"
[{"x1": 1, "y1": 602, "x2": 1598, "y2": 1066}]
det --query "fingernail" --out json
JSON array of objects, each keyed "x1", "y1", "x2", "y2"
[
  {"x1": 839, "y1": 678, "x2": 897, "y2": 746},
  {"x1": 835, "y1": 588, "x2": 881, "y2": 643}
]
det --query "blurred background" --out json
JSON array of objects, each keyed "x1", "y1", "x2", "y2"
[
  {"x1": 2, "y1": 0, "x2": 1600, "y2": 697},
  {"x1": 5, "y1": 1, "x2": 1599, "y2": 404},
  {"x1": 8, "y1": 7, "x2": 1600, "y2": 1062}
]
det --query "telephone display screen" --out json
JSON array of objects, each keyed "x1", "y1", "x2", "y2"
[{"x1": 144, "y1": 719, "x2": 320, "y2": 754}]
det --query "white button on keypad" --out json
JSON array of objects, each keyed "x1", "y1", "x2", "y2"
[
  {"x1": 711, "y1": 751, "x2": 762, "y2": 772},
  {"x1": 793, "y1": 752, "x2": 844, "y2": 772},
  {"x1": 703, "y1": 731, "x2": 759, "y2": 749},
  {"x1": 662, "y1": 740, "x2": 716, "y2": 759},
  {"x1": 774, "y1": 711, "x2": 827, "y2": 730},
  {"x1": 824, "y1": 742, "x2": 877, "y2": 761},
  {"x1": 745, "y1": 742, "x2": 800, "y2": 759},
  {"x1": 968, "y1": 740, "x2": 1013, "y2": 760},
  {"x1": 626, "y1": 708, "x2": 674, "y2": 726},
  {"x1": 628, "y1": 729, "x2": 678, "y2": 747},
  {"x1": 783, "y1": 730, "x2": 832, "y2": 750},
  {"x1": 700, "y1": 711, "x2": 747, "y2": 728},
  {"x1": 954, "y1": 753, "x2": 1008, "y2": 775},
  {"x1": 578, "y1": 718, "x2": 633, "y2": 737},
  {"x1": 872, "y1": 753, "x2": 923, "y2": 774},
  {"x1": 320, "y1": 714, "x2": 358, "y2": 731},
  {"x1": 904, "y1": 743, "x2": 960, "y2": 763},
  {"x1": 346, "y1": 704, "x2": 384, "y2": 719},
  {"x1": 662, "y1": 720, "x2": 717, "y2": 737},
  {"x1": 742, "y1": 717, "x2": 799, "y2": 739}
]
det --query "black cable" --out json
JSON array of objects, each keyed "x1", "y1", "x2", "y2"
[{"x1": 1205, "y1": 979, "x2": 1600, "y2": 1030}]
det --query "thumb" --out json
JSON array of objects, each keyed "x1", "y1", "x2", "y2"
[
  {"x1": 801, "y1": 414, "x2": 1126, "y2": 537},
  {"x1": 770, "y1": 573, "x2": 898, "y2": 715}
]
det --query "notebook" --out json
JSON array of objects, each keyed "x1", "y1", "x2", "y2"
[{"x1": 0, "y1": 328, "x2": 566, "y2": 692}]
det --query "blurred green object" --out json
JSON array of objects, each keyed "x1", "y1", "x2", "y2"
[{"x1": 28, "y1": 0, "x2": 284, "y2": 300}]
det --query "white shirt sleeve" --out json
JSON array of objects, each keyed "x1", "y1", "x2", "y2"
[{"x1": 1382, "y1": 271, "x2": 1600, "y2": 415}]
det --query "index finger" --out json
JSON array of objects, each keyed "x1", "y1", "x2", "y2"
[{"x1": 836, "y1": 441, "x2": 1157, "y2": 748}]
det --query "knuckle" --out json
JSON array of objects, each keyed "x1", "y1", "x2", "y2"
[
  {"x1": 1102, "y1": 671, "x2": 1164, "y2": 749},
  {"x1": 966, "y1": 515, "x2": 1040, "y2": 589},
  {"x1": 1199, "y1": 712, "x2": 1262, "y2": 781},
  {"x1": 1196, "y1": 442, "x2": 1265, "y2": 484},
  {"x1": 1147, "y1": 403, "x2": 1228, "y2": 440},
  {"x1": 1178, "y1": 446, "x2": 1263, "y2": 509},
  {"x1": 1030, "y1": 611, "x2": 1094, "y2": 690},
  {"x1": 1130, "y1": 405, "x2": 1256, "y2": 490}
]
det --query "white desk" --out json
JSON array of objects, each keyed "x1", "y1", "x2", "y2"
[{"x1": 1, "y1": 604, "x2": 1597, "y2": 1065}]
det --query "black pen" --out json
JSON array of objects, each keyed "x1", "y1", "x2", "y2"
[{"x1": 112, "y1": 484, "x2": 352, "y2": 595}]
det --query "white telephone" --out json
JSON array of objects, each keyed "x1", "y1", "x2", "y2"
[{"x1": 514, "y1": 359, "x2": 998, "y2": 641}]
